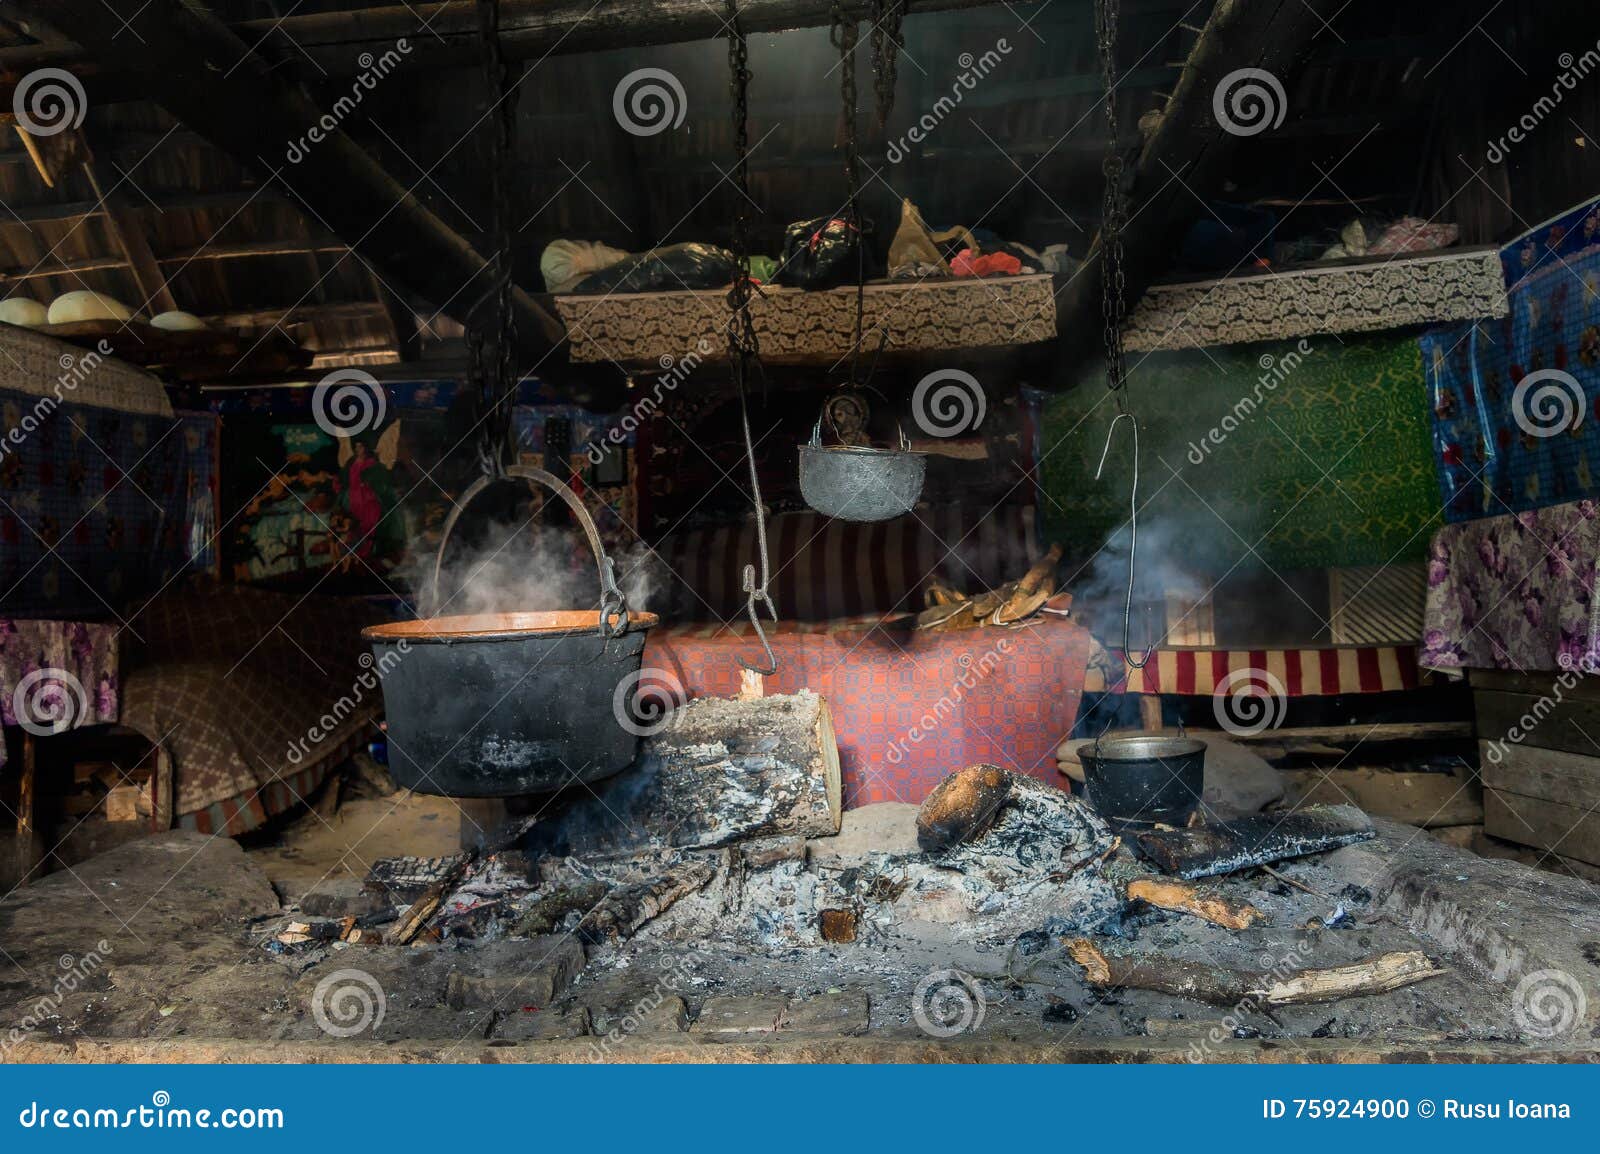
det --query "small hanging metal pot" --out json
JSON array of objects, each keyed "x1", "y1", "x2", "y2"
[
  {"x1": 798, "y1": 419, "x2": 926, "y2": 522},
  {"x1": 362, "y1": 466, "x2": 656, "y2": 797}
]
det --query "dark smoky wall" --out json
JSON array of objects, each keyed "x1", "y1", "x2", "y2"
[{"x1": 1417, "y1": 0, "x2": 1600, "y2": 245}]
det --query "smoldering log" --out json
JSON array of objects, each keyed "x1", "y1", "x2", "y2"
[
  {"x1": 1065, "y1": 939, "x2": 1447, "y2": 1006},
  {"x1": 510, "y1": 881, "x2": 609, "y2": 937},
  {"x1": 577, "y1": 858, "x2": 717, "y2": 944},
  {"x1": 1124, "y1": 877, "x2": 1266, "y2": 930},
  {"x1": 917, "y1": 764, "x2": 1012, "y2": 852},
  {"x1": 1135, "y1": 804, "x2": 1375, "y2": 880},
  {"x1": 530, "y1": 691, "x2": 842, "y2": 858},
  {"x1": 384, "y1": 856, "x2": 474, "y2": 945}
]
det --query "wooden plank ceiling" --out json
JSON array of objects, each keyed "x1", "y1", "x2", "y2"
[{"x1": 0, "y1": 0, "x2": 1541, "y2": 380}]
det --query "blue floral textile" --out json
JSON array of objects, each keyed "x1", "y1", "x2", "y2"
[{"x1": 1424, "y1": 196, "x2": 1600, "y2": 522}]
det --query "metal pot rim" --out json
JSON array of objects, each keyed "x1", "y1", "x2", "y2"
[
  {"x1": 363, "y1": 610, "x2": 658, "y2": 643},
  {"x1": 1079, "y1": 735, "x2": 1207, "y2": 761},
  {"x1": 799, "y1": 443, "x2": 927, "y2": 459}
]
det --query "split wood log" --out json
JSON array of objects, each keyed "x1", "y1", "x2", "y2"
[
  {"x1": 1124, "y1": 877, "x2": 1266, "y2": 930},
  {"x1": 510, "y1": 881, "x2": 609, "y2": 937},
  {"x1": 1065, "y1": 939, "x2": 1447, "y2": 1006},
  {"x1": 1135, "y1": 804, "x2": 1375, "y2": 880},
  {"x1": 383, "y1": 863, "x2": 469, "y2": 945},
  {"x1": 531, "y1": 691, "x2": 842, "y2": 859},
  {"x1": 577, "y1": 858, "x2": 717, "y2": 944},
  {"x1": 384, "y1": 816, "x2": 537, "y2": 944}
]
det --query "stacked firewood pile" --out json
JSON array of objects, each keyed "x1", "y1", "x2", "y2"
[{"x1": 914, "y1": 544, "x2": 1069, "y2": 631}]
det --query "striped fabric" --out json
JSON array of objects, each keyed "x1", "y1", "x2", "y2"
[
  {"x1": 173, "y1": 732, "x2": 368, "y2": 837},
  {"x1": 655, "y1": 505, "x2": 1039, "y2": 622},
  {"x1": 1086, "y1": 645, "x2": 1421, "y2": 696}
]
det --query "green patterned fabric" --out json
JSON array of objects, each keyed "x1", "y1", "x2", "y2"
[{"x1": 1037, "y1": 334, "x2": 1437, "y2": 573}]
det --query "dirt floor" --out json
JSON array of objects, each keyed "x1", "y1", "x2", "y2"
[{"x1": 2, "y1": 776, "x2": 1599, "y2": 1063}]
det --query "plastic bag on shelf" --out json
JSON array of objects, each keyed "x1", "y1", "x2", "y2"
[
  {"x1": 568, "y1": 242, "x2": 738, "y2": 294},
  {"x1": 775, "y1": 216, "x2": 879, "y2": 289}
]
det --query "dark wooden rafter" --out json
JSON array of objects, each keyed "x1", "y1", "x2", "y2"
[
  {"x1": 3, "y1": 0, "x2": 1028, "y2": 76},
  {"x1": 0, "y1": 188, "x2": 288, "y2": 226},
  {"x1": 80, "y1": 155, "x2": 178, "y2": 314},
  {"x1": 1049, "y1": 0, "x2": 1328, "y2": 383},
  {"x1": 12, "y1": 0, "x2": 567, "y2": 363}
]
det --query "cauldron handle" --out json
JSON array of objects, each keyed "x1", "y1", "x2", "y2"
[{"x1": 430, "y1": 464, "x2": 629, "y2": 638}]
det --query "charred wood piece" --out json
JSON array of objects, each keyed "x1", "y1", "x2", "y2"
[{"x1": 1135, "y1": 805, "x2": 1375, "y2": 880}]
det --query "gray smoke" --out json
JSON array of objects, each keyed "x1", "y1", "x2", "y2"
[
  {"x1": 1066, "y1": 494, "x2": 1263, "y2": 646},
  {"x1": 403, "y1": 521, "x2": 661, "y2": 620}
]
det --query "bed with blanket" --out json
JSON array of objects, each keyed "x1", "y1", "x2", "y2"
[{"x1": 118, "y1": 586, "x2": 391, "y2": 835}]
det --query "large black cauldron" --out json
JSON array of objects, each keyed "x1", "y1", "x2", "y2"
[{"x1": 363, "y1": 466, "x2": 655, "y2": 797}]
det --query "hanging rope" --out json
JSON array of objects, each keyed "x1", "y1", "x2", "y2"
[
  {"x1": 1094, "y1": 0, "x2": 1152, "y2": 670},
  {"x1": 725, "y1": 0, "x2": 778, "y2": 676}
]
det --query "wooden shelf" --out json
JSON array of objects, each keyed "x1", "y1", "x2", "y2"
[
  {"x1": 39, "y1": 319, "x2": 313, "y2": 382},
  {"x1": 555, "y1": 273, "x2": 1058, "y2": 366},
  {"x1": 1121, "y1": 247, "x2": 1507, "y2": 351}
]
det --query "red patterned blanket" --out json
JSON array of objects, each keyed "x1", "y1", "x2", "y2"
[{"x1": 646, "y1": 616, "x2": 1092, "y2": 808}]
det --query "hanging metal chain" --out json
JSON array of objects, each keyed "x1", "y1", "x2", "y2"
[
  {"x1": 1096, "y1": 0, "x2": 1128, "y2": 407},
  {"x1": 474, "y1": 0, "x2": 521, "y2": 479},
  {"x1": 725, "y1": 0, "x2": 778, "y2": 676},
  {"x1": 867, "y1": 0, "x2": 907, "y2": 133},
  {"x1": 1093, "y1": 0, "x2": 1151, "y2": 671},
  {"x1": 829, "y1": 1, "x2": 867, "y2": 385}
]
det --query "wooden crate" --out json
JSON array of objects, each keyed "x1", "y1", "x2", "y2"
[{"x1": 1472, "y1": 670, "x2": 1600, "y2": 866}]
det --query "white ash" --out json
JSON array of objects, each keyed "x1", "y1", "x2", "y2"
[{"x1": 605, "y1": 776, "x2": 1124, "y2": 948}]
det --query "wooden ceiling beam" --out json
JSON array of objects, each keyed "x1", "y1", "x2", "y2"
[
  {"x1": 12, "y1": 0, "x2": 567, "y2": 364},
  {"x1": 0, "y1": 187, "x2": 289, "y2": 226},
  {"x1": 157, "y1": 240, "x2": 350, "y2": 264},
  {"x1": 204, "y1": 301, "x2": 391, "y2": 328},
  {"x1": 0, "y1": 0, "x2": 1029, "y2": 79},
  {"x1": 0, "y1": 254, "x2": 129, "y2": 282}
]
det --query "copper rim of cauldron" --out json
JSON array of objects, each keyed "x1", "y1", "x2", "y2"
[{"x1": 363, "y1": 610, "x2": 659, "y2": 642}]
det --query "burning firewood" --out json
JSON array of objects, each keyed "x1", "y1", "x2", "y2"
[
  {"x1": 1065, "y1": 939, "x2": 1446, "y2": 1006},
  {"x1": 577, "y1": 858, "x2": 717, "y2": 944},
  {"x1": 1134, "y1": 804, "x2": 1376, "y2": 880}
]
